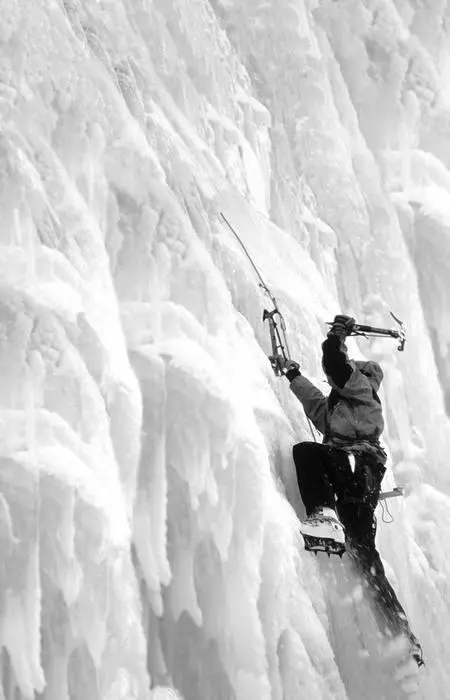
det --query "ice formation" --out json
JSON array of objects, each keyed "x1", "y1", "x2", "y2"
[{"x1": 1, "y1": 0, "x2": 450, "y2": 698}]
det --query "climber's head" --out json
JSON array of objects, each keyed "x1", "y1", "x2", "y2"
[{"x1": 355, "y1": 360, "x2": 383, "y2": 391}]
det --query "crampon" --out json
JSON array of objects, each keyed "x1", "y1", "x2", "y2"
[
  {"x1": 300, "y1": 507, "x2": 346, "y2": 557},
  {"x1": 303, "y1": 534, "x2": 346, "y2": 557}
]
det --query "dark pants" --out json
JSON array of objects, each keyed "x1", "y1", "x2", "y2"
[{"x1": 293, "y1": 441, "x2": 416, "y2": 643}]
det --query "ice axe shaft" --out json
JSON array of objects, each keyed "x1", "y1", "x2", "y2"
[
  {"x1": 352, "y1": 322, "x2": 406, "y2": 351},
  {"x1": 354, "y1": 324, "x2": 399, "y2": 336},
  {"x1": 353, "y1": 323, "x2": 403, "y2": 344},
  {"x1": 379, "y1": 487, "x2": 404, "y2": 501},
  {"x1": 263, "y1": 307, "x2": 291, "y2": 376}
]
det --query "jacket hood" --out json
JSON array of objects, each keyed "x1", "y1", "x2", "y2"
[{"x1": 354, "y1": 360, "x2": 383, "y2": 391}]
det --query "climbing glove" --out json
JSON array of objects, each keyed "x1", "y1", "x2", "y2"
[
  {"x1": 327, "y1": 314, "x2": 355, "y2": 339},
  {"x1": 269, "y1": 355, "x2": 301, "y2": 381}
]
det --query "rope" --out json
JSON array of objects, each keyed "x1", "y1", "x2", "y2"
[
  {"x1": 307, "y1": 416, "x2": 318, "y2": 442},
  {"x1": 220, "y1": 213, "x2": 277, "y2": 305},
  {"x1": 380, "y1": 497, "x2": 394, "y2": 524}
]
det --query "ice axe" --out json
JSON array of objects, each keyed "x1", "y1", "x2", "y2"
[
  {"x1": 327, "y1": 312, "x2": 406, "y2": 351},
  {"x1": 219, "y1": 213, "x2": 292, "y2": 376}
]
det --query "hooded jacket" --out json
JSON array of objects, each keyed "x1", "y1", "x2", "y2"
[{"x1": 290, "y1": 335, "x2": 385, "y2": 453}]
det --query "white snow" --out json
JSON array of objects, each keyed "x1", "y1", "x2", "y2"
[{"x1": 1, "y1": 0, "x2": 450, "y2": 698}]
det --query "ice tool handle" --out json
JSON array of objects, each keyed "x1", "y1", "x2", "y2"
[{"x1": 263, "y1": 306, "x2": 291, "y2": 377}]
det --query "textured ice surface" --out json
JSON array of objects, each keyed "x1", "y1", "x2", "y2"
[{"x1": 1, "y1": 0, "x2": 450, "y2": 698}]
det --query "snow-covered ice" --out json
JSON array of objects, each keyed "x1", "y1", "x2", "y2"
[{"x1": 1, "y1": 0, "x2": 450, "y2": 698}]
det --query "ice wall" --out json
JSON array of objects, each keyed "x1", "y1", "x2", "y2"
[{"x1": 1, "y1": 0, "x2": 450, "y2": 698}]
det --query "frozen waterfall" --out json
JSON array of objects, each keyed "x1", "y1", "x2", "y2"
[{"x1": 1, "y1": 0, "x2": 450, "y2": 698}]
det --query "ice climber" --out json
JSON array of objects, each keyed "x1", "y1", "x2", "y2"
[{"x1": 276, "y1": 314, "x2": 423, "y2": 667}]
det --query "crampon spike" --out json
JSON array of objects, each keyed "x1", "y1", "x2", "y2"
[{"x1": 303, "y1": 534, "x2": 346, "y2": 557}]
